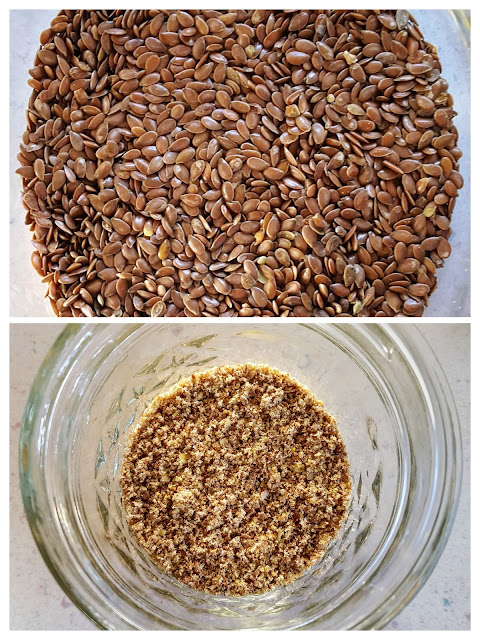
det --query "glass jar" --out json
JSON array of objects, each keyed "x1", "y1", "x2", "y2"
[{"x1": 19, "y1": 323, "x2": 462, "y2": 629}]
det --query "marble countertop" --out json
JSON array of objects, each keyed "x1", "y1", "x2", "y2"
[
  {"x1": 10, "y1": 323, "x2": 470, "y2": 630},
  {"x1": 9, "y1": 10, "x2": 470, "y2": 317}
]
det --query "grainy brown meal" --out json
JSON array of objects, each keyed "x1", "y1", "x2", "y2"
[
  {"x1": 19, "y1": 10, "x2": 462, "y2": 317},
  {"x1": 120, "y1": 363, "x2": 351, "y2": 595}
]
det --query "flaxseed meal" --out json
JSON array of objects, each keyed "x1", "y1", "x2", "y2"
[
  {"x1": 120, "y1": 363, "x2": 351, "y2": 595},
  {"x1": 19, "y1": 10, "x2": 463, "y2": 317}
]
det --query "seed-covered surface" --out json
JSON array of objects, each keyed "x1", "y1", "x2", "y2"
[
  {"x1": 120, "y1": 364, "x2": 351, "y2": 595},
  {"x1": 19, "y1": 10, "x2": 463, "y2": 317}
]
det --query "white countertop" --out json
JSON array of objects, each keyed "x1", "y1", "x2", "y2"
[{"x1": 10, "y1": 323, "x2": 470, "y2": 630}]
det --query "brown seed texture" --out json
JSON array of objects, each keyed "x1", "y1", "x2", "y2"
[
  {"x1": 19, "y1": 10, "x2": 462, "y2": 317},
  {"x1": 120, "y1": 363, "x2": 351, "y2": 595}
]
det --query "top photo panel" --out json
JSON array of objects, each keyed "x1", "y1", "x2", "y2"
[{"x1": 11, "y1": 9, "x2": 470, "y2": 318}]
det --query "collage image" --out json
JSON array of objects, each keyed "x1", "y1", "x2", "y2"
[{"x1": 9, "y1": 7, "x2": 471, "y2": 633}]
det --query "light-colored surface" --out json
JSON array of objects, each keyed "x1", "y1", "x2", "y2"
[
  {"x1": 10, "y1": 323, "x2": 470, "y2": 630},
  {"x1": 9, "y1": 10, "x2": 470, "y2": 317}
]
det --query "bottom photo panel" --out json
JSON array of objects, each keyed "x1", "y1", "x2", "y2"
[{"x1": 10, "y1": 323, "x2": 470, "y2": 631}]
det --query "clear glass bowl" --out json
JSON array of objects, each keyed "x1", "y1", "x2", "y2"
[{"x1": 19, "y1": 323, "x2": 461, "y2": 629}]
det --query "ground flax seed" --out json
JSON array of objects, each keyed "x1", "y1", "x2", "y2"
[{"x1": 120, "y1": 364, "x2": 351, "y2": 595}]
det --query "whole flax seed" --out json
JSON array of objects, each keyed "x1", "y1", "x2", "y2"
[
  {"x1": 120, "y1": 363, "x2": 351, "y2": 595},
  {"x1": 19, "y1": 10, "x2": 463, "y2": 317}
]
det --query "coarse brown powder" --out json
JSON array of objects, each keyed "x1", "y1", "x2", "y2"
[{"x1": 120, "y1": 363, "x2": 351, "y2": 595}]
